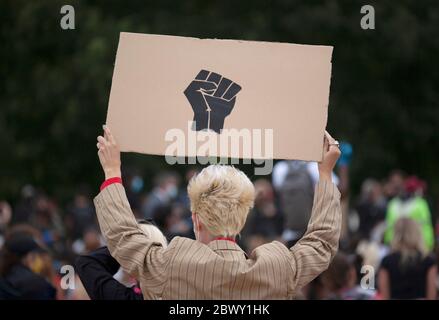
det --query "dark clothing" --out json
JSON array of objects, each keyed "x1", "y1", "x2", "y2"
[
  {"x1": 278, "y1": 161, "x2": 314, "y2": 233},
  {"x1": 355, "y1": 199, "x2": 386, "y2": 239},
  {"x1": 380, "y1": 252, "x2": 436, "y2": 299},
  {"x1": 0, "y1": 264, "x2": 56, "y2": 300},
  {"x1": 245, "y1": 206, "x2": 283, "y2": 239},
  {"x1": 75, "y1": 246, "x2": 143, "y2": 300},
  {"x1": 12, "y1": 200, "x2": 33, "y2": 225},
  {"x1": 66, "y1": 203, "x2": 96, "y2": 240},
  {"x1": 0, "y1": 278, "x2": 21, "y2": 299}
]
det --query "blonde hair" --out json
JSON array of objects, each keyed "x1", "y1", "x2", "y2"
[
  {"x1": 187, "y1": 165, "x2": 255, "y2": 237},
  {"x1": 139, "y1": 223, "x2": 168, "y2": 248},
  {"x1": 391, "y1": 217, "x2": 426, "y2": 265}
]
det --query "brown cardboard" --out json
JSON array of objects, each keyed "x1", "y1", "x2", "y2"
[{"x1": 106, "y1": 32, "x2": 333, "y2": 161}]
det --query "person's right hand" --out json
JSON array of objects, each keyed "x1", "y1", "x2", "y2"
[{"x1": 318, "y1": 131, "x2": 341, "y2": 182}]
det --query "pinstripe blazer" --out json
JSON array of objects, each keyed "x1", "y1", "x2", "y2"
[{"x1": 94, "y1": 180, "x2": 341, "y2": 299}]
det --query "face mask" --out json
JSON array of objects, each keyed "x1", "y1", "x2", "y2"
[
  {"x1": 166, "y1": 185, "x2": 178, "y2": 199},
  {"x1": 29, "y1": 255, "x2": 44, "y2": 274},
  {"x1": 131, "y1": 176, "x2": 144, "y2": 193}
]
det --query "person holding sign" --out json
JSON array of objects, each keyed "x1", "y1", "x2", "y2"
[{"x1": 94, "y1": 125, "x2": 341, "y2": 299}]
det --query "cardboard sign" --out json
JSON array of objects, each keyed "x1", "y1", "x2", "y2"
[{"x1": 106, "y1": 32, "x2": 333, "y2": 161}]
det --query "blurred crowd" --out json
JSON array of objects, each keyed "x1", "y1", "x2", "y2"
[{"x1": 0, "y1": 149, "x2": 438, "y2": 299}]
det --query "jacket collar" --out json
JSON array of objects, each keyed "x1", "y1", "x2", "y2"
[{"x1": 207, "y1": 239, "x2": 248, "y2": 260}]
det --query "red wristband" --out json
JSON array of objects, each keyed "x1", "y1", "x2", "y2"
[{"x1": 100, "y1": 177, "x2": 122, "y2": 191}]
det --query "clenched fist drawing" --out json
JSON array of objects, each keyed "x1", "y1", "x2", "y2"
[{"x1": 184, "y1": 70, "x2": 242, "y2": 133}]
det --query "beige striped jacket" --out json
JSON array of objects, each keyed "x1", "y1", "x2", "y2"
[{"x1": 94, "y1": 180, "x2": 341, "y2": 299}]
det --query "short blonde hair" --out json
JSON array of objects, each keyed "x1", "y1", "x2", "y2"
[
  {"x1": 139, "y1": 223, "x2": 168, "y2": 248},
  {"x1": 187, "y1": 165, "x2": 255, "y2": 237}
]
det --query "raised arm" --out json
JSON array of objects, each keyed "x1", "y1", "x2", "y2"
[
  {"x1": 94, "y1": 125, "x2": 173, "y2": 296},
  {"x1": 289, "y1": 131, "x2": 342, "y2": 290}
]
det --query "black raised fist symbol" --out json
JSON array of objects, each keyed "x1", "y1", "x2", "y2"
[{"x1": 184, "y1": 69, "x2": 242, "y2": 133}]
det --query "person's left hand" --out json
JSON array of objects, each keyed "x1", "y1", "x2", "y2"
[{"x1": 97, "y1": 125, "x2": 121, "y2": 179}]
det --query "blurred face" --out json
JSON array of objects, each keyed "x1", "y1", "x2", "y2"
[
  {"x1": 185, "y1": 169, "x2": 199, "y2": 183},
  {"x1": 253, "y1": 180, "x2": 276, "y2": 218},
  {"x1": 254, "y1": 180, "x2": 274, "y2": 203},
  {"x1": 74, "y1": 195, "x2": 89, "y2": 208},
  {"x1": 0, "y1": 201, "x2": 12, "y2": 229},
  {"x1": 23, "y1": 252, "x2": 45, "y2": 274},
  {"x1": 84, "y1": 231, "x2": 101, "y2": 252},
  {"x1": 163, "y1": 177, "x2": 178, "y2": 199},
  {"x1": 371, "y1": 183, "x2": 383, "y2": 202},
  {"x1": 36, "y1": 196, "x2": 50, "y2": 212},
  {"x1": 388, "y1": 173, "x2": 405, "y2": 196},
  {"x1": 168, "y1": 206, "x2": 183, "y2": 226}
]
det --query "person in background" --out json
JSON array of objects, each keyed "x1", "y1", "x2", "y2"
[
  {"x1": 75, "y1": 220, "x2": 168, "y2": 300},
  {"x1": 355, "y1": 240, "x2": 386, "y2": 276},
  {"x1": 122, "y1": 169, "x2": 145, "y2": 218},
  {"x1": 72, "y1": 228, "x2": 104, "y2": 255},
  {"x1": 320, "y1": 252, "x2": 375, "y2": 300},
  {"x1": 272, "y1": 160, "x2": 317, "y2": 245},
  {"x1": 273, "y1": 158, "x2": 341, "y2": 246},
  {"x1": 303, "y1": 275, "x2": 327, "y2": 300},
  {"x1": 152, "y1": 204, "x2": 193, "y2": 239},
  {"x1": 0, "y1": 234, "x2": 56, "y2": 299},
  {"x1": 65, "y1": 189, "x2": 96, "y2": 241},
  {"x1": 30, "y1": 193, "x2": 65, "y2": 251},
  {"x1": 1, "y1": 224, "x2": 69, "y2": 300},
  {"x1": 378, "y1": 217, "x2": 437, "y2": 300},
  {"x1": 384, "y1": 176, "x2": 435, "y2": 251},
  {"x1": 12, "y1": 185, "x2": 36, "y2": 225},
  {"x1": 336, "y1": 142, "x2": 352, "y2": 240},
  {"x1": 0, "y1": 201, "x2": 12, "y2": 248},
  {"x1": 168, "y1": 204, "x2": 193, "y2": 238},
  {"x1": 355, "y1": 179, "x2": 387, "y2": 240},
  {"x1": 177, "y1": 167, "x2": 201, "y2": 211},
  {"x1": 141, "y1": 171, "x2": 180, "y2": 219},
  {"x1": 383, "y1": 170, "x2": 406, "y2": 201},
  {"x1": 241, "y1": 179, "x2": 283, "y2": 253}
]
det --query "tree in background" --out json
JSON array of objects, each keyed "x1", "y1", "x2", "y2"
[{"x1": 0, "y1": 0, "x2": 438, "y2": 210}]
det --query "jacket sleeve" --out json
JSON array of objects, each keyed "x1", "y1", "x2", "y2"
[
  {"x1": 93, "y1": 183, "x2": 174, "y2": 296},
  {"x1": 288, "y1": 180, "x2": 342, "y2": 290},
  {"x1": 74, "y1": 246, "x2": 143, "y2": 300}
]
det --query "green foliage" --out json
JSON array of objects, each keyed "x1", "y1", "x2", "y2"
[{"x1": 0, "y1": 0, "x2": 438, "y2": 202}]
